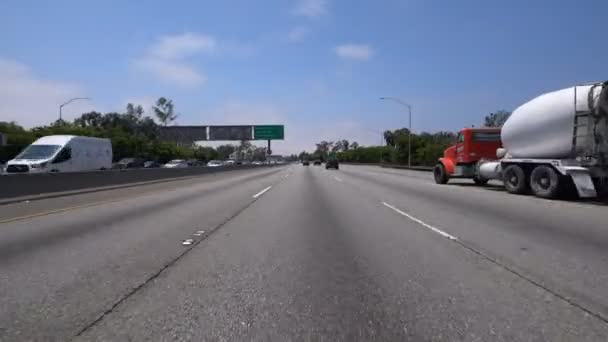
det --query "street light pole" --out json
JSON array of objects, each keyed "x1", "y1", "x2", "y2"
[
  {"x1": 59, "y1": 97, "x2": 91, "y2": 122},
  {"x1": 379, "y1": 97, "x2": 412, "y2": 168}
]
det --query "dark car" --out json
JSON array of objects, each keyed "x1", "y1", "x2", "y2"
[
  {"x1": 313, "y1": 160, "x2": 322, "y2": 166},
  {"x1": 143, "y1": 160, "x2": 161, "y2": 168},
  {"x1": 326, "y1": 159, "x2": 339, "y2": 170},
  {"x1": 302, "y1": 160, "x2": 310, "y2": 166},
  {"x1": 113, "y1": 158, "x2": 145, "y2": 169}
]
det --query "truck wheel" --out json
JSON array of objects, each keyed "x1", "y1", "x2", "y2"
[
  {"x1": 503, "y1": 165, "x2": 527, "y2": 194},
  {"x1": 473, "y1": 176, "x2": 489, "y2": 186},
  {"x1": 433, "y1": 163, "x2": 449, "y2": 184},
  {"x1": 530, "y1": 165, "x2": 561, "y2": 199}
]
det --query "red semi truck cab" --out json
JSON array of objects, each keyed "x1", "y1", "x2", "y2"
[{"x1": 434, "y1": 128, "x2": 502, "y2": 185}]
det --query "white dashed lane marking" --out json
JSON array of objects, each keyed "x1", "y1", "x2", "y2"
[
  {"x1": 382, "y1": 202, "x2": 458, "y2": 240},
  {"x1": 252, "y1": 186, "x2": 272, "y2": 199}
]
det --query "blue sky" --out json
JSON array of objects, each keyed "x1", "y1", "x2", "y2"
[{"x1": 1, "y1": 0, "x2": 606, "y2": 153}]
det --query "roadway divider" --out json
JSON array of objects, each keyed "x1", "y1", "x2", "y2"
[{"x1": 0, "y1": 165, "x2": 276, "y2": 201}]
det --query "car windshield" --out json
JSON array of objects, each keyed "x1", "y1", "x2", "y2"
[{"x1": 15, "y1": 145, "x2": 61, "y2": 160}]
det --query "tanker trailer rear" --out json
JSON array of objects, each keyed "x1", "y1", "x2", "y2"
[{"x1": 477, "y1": 81, "x2": 608, "y2": 199}]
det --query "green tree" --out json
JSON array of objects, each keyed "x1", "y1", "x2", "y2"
[
  {"x1": 153, "y1": 97, "x2": 178, "y2": 126},
  {"x1": 383, "y1": 130, "x2": 395, "y2": 147},
  {"x1": 126, "y1": 103, "x2": 144, "y2": 120},
  {"x1": 252, "y1": 147, "x2": 267, "y2": 161},
  {"x1": 484, "y1": 110, "x2": 511, "y2": 127},
  {"x1": 216, "y1": 144, "x2": 236, "y2": 159},
  {"x1": 74, "y1": 111, "x2": 103, "y2": 128}
]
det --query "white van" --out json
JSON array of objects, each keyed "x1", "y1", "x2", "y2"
[{"x1": 5, "y1": 135, "x2": 112, "y2": 173}]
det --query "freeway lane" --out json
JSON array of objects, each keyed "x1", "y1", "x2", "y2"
[
  {"x1": 71, "y1": 165, "x2": 608, "y2": 341},
  {"x1": 0, "y1": 166, "x2": 288, "y2": 341},
  {"x1": 339, "y1": 165, "x2": 608, "y2": 321}
]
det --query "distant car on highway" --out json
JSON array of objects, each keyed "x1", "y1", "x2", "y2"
[
  {"x1": 162, "y1": 159, "x2": 189, "y2": 168},
  {"x1": 186, "y1": 159, "x2": 205, "y2": 167},
  {"x1": 207, "y1": 160, "x2": 224, "y2": 167},
  {"x1": 326, "y1": 159, "x2": 339, "y2": 170},
  {"x1": 225, "y1": 160, "x2": 235, "y2": 166},
  {"x1": 113, "y1": 157, "x2": 145, "y2": 169},
  {"x1": 313, "y1": 160, "x2": 322, "y2": 166},
  {"x1": 302, "y1": 160, "x2": 310, "y2": 166},
  {"x1": 143, "y1": 160, "x2": 161, "y2": 168},
  {"x1": 252, "y1": 161, "x2": 263, "y2": 165}
]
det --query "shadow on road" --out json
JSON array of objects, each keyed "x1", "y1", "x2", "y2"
[{"x1": 446, "y1": 182, "x2": 608, "y2": 206}]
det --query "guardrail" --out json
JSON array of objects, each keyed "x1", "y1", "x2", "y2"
[{"x1": 0, "y1": 165, "x2": 276, "y2": 201}]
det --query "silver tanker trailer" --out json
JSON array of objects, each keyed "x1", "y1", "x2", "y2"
[{"x1": 478, "y1": 81, "x2": 608, "y2": 199}]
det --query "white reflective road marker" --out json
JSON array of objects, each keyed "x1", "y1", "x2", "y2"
[
  {"x1": 252, "y1": 186, "x2": 272, "y2": 198},
  {"x1": 193, "y1": 230, "x2": 205, "y2": 236},
  {"x1": 382, "y1": 202, "x2": 458, "y2": 240},
  {"x1": 182, "y1": 239, "x2": 194, "y2": 246},
  {"x1": 334, "y1": 177, "x2": 343, "y2": 182}
]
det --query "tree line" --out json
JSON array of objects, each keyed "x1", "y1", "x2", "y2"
[
  {"x1": 0, "y1": 97, "x2": 272, "y2": 163},
  {"x1": 300, "y1": 110, "x2": 511, "y2": 166}
]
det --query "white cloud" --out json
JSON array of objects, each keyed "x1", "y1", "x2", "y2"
[
  {"x1": 0, "y1": 58, "x2": 96, "y2": 128},
  {"x1": 287, "y1": 26, "x2": 311, "y2": 42},
  {"x1": 335, "y1": 44, "x2": 374, "y2": 61},
  {"x1": 133, "y1": 32, "x2": 216, "y2": 88},
  {"x1": 149, "y1": 32, "x2": 216, "y2": 60},
  {"x1": 293, "y1": 0, "x2": 328, "y2": 18},
  {"x1": 135, "y1": 58, "x2": 205, "y2": 87}
]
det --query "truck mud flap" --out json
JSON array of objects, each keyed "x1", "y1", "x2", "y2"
[{"x1": 565, "y1": 168, "x2": 597, "y2": 198}]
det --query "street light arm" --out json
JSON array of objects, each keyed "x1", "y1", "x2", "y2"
[
  {"x1": 61, "y1": 97, "x2": 91, "y2": 107},
  {"x1": 379, "y1": 97, "x2": 411, "y2": 110},
  {"x1": 58, "y1": 97, "x2": 91, "y2": 122}
]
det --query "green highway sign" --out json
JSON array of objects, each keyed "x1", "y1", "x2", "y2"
[{"x1": 254, "y1": 125, "x2": 284, "y2": 140}]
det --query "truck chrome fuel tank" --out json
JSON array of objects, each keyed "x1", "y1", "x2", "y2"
[
  {"x1": 502, "y1": 83, "x2": 606, "y2": 159},
  {"x1": 478, "y1": 161, "x2": 501, "y2": 179}
]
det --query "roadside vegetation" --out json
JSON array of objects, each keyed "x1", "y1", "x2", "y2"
[
  {"x1": 0, "y1": 97, "x2": 298, "y2": 163},
  {"x1": 301, "y1": 111, "x2": 511, "y2": 166}
]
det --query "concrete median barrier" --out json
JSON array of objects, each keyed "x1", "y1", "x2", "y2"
[{"x1": 0, "y1": 165, "x2": 275, "y2": 201}]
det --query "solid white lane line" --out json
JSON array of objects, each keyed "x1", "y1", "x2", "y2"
[
  {"x1": 382, "y1": 202, "x2": 458, "y2": 240},
  {"x1": 252, "y1": 186, "x2": 272, "y2": 198}
]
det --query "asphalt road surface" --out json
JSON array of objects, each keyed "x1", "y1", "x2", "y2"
[{"x1": 2, "y1": 164, "x2": 608, "y2": 341}]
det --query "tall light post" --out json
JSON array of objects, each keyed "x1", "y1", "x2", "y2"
[
  {"x1": 379, "y1": 97, "x2": 412, "y2": 167},
  {"x1": 59, "y1": 97, "x2": 90, "y2": 122}
]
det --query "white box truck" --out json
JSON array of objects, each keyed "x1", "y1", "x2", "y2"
[{"x1": 5, "y1": 135, "x2": 112, "y2": 173}]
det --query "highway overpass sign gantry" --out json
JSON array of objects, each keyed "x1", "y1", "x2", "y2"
[
  {"x1": 254, "y1": 125, "x2": 284, "y2": 140},
  {"x1": 158, "y1": 125, "x2": 284, "y2": 148}
]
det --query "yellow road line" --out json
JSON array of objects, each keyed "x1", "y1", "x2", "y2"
[{"x1": 0, "y1": 197, "x2": 142, "y2": 225}]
